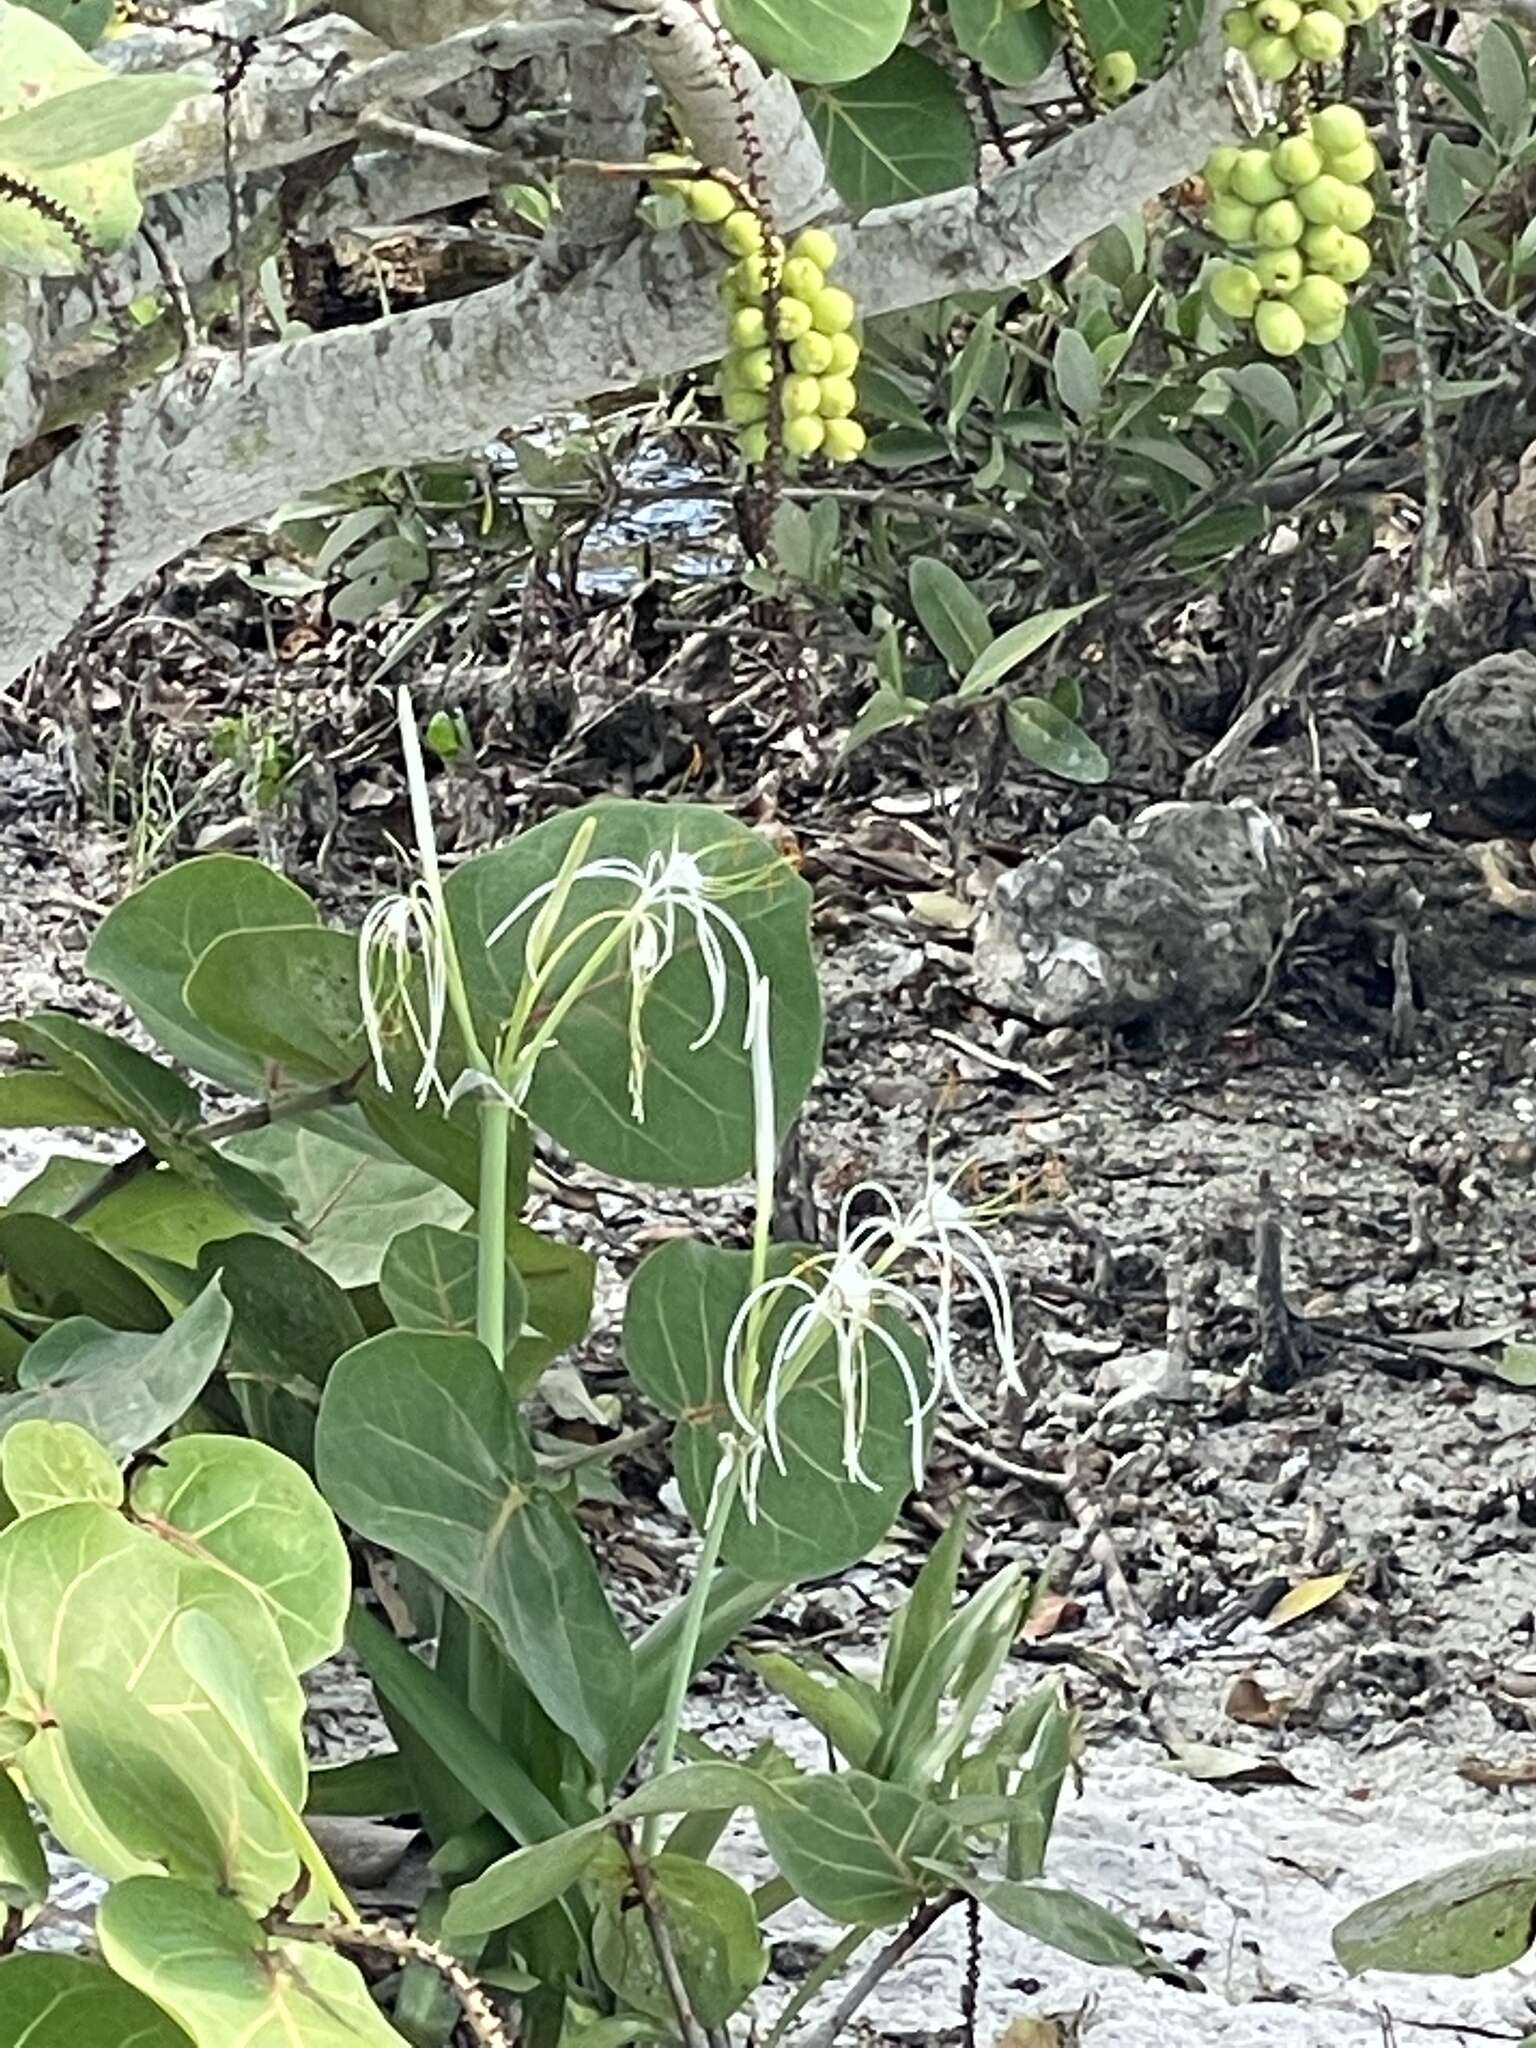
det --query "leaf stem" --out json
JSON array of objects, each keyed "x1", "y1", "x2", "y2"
[
  {"x1": 763, "y1": 1925, "x2": 873, "y2": 2048},
  {"x1": 615, "y1": 1823, "x2": 709, "y2": 2048},
  {"x1": 477, "y1": 1097, "x2": 511, "y2": 1365}
]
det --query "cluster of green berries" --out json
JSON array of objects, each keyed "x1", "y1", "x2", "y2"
[
  {"x1": 1203, "y1": 104, "x2": 1377, "y2": 355},
  {"x1": 1223, "y1": 0, "x2": 1380, "y2": 78},
  {"x1": 655, "y1": 168, "x2": 865, "y2": 464}
]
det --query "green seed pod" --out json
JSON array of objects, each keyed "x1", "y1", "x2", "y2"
[
  {"x1": 1255, "y1": 299, "x2": 1307, "y2": 355},
  {"x1": 1094, "y1": 49, "x2": 1137, "y2": 101},
  {"x1": 1222, "y1": 4, "x2": 1259, "y2": 47},
  {"x1": 1333, "y1": 183, "x2": 1375, "y2": 232},
  {"x1": 739, "y1": 422, "x2": 769, "y2": 464},
  {"x1": 1205, "y1": 196, "x2": 1259, "y2": 243},
  {"x1": 1297, "y1": 173, "x2": 1353, "y2": 225},
  {"x1": 809, "y1": 285, "x2": 857, "y2": 335},
  {"x1": 782, "y1": 374, "x2": 822, "y2": 418},
  {"x1": 687, "y1": 179, "x2": 736, "y2": 224},
  {"x1": 424, "y1": 710, "x2": 462, "y2": 761},
  {"x1": 781, "y1": 256, "x2": 825, "y2": 299},
  {"x1": 790, "y1": 227, "x2": 839, "y2": 272},
  {"x1": 790, "y1": 332, "x2": 835, "y2": 375},
  {"x1": 1253, "y1": 248, "x2": 1305, "y2": 293},
  {"x1": 1255, "y1": 198, "x2": 1306, "y2": 247},
  {"x1": 1292, "y1": 8, "x2": 1346, "y2": 59},
  {"x1": 1252, "y1": 0, "x2": 1301, "y2": 29},
  {"x1": 733, "y1": 346, "x2": 776, "y2": 391},
  {"x1": 1288, "y1": 272, "x2": 1349, "y2": 326},
  {"x1": 1326, "y1": 140, "x2": 1378, "y2": 185},
  {"x1": 719, "y1": 210, "x2": 765, "y2": 257},
  {"x1": 724, "y1": 388, "x2": 769, "y2": 424},
  {"x1": 1208, "y1": 262, "x2": 1263, "y2": 317},
  {"x1": 822, "y1": 418, "x2": 867, "y2": 463},
  {"x1": 1204, "y1": 144, "x2": 1243, "y2": 191},
  {"x1": 1302, "y1": 310, "x2": 1349, "y2": 346},
  {"x1": 1249, "y1": 31, "x2": 1302, "y2": 78},
  {"x1": 817, "y1": 374, "x2": 859, "y2": 418},
  {"x1": 827, "y1": 332, "x2": 860, "y2": 376},
  {"x1": 774, "y1": 295, "x2": 815, "y2": 341},
  {"x1": 1272, "y1": 133, "x2": 1324, "y2": 187},
  {"x1": 783, "y1": 414, "x2": 827, "y2": 458},
  {"x1": 1311, "y1": 103, "x2": 1368, "y2": 155},
  {"x1": 1232, "y1": 148, "x2": 1288, "y2": 205},
  {"x1": 730, "y1": 306, "x2": 768, "y2": 349}
]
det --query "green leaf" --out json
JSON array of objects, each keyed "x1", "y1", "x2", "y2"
[
  {"x1": 0, "y1": 1069, "x2": 128, "y2": 1128},
  {"x1": 508, "y1": 1221, "x2": 596, "y2": 1384},
  {"x1": 223, "y1": 1118, "x2": 470, "y2": 1288},
  {"x1": 0, "y1": 1954, "x2": 191, "y2": 2048},
  {"x1": 843, "y1": 688, "x2": 922, "y2": 755},
  {"x1": 930, "y1": 1863, "x2": 1165, "y2": 1971},
  {"x1": 197, "y1": 1234, "x2": 365, "y2": 1466},
  {"x1": 957, "y1": 601, "x2": 1101, "y2": 703},
  {"x1": 883, "y1": 1504, "x2": 966, "y2": 1707},
  {"x1": 0, "y1": 72, "x2": 200, "y2": 170},
  {"x1": 1074, "y1": 0, "x2": 1173, "y2": 70},
  {"x1": 757, "y1": 1771, "x2": 958, "y2": 1926},
  {"x1": 305, "y1": 1749, "x2": 413, "y2": 1819},
  {"x1": 719, "y1": 0, "x2": 908, "y2": 84},
  {"x1": 0, "y1": 1278, "x2": 232, "y2": 1457},
  {"x1": 594, "y1": 1852, "x2": 768, "y2": 2027},
  {"x1": 908, "y1": 558, "x2": 992, "y2": 676},
  {"x1": 1005, "y1": 698, "x2": 1110, "y2": 784},
  {"x1": 85, "y1": 855, "x2": 321, "y2": 1090},
  {"x1": 0, "y1": 1012, "x2": 199, "y2": 1140},
  {"x1": 99, "y1": 1878, "x2": 403, "y2": 2048},
  {"x1": 947, "y1": 308, "x2": 1000, "y2": 433},
  {"x1": 1165, "y1": 505, "x2": 1268, "y2": 568},
  {"x1": 741, "y1": 1650, "x2": 884, "y2": 1768},
  {"x1": 871, "y1": 1563, "x2": 1028, "y2": 1786},
  {"x1": 1497, "y1": 1342, "x2": 1536, "y2": 1388},
  {"x1": 1333, "y1": 1849, "x2": 1536, "y2": 1976},
  {"x1": 948, "y1": 0, "x2": 1058, "y2": 83},
  {"x1": 0, "y1": 1212, "x2": 170, "y2": 1330},
  {"x1": 0, "y1": 1416, "x2": 122, "y2": 1516},
  {"x1": 317, "y1": 1331, "x2": 633, "y2": 1774},
  {"x1": 1228, "y1": 362, "x2": 1298, "y2": 432},
  {"x1": 0, "y1": 1502, "x2": 305, "y2": 1910},
  {"x1": 128, "y1": 1435, "x2": 350, "y2": 1673},
  {"x1": 624, "y1": 1239, "x2": 926, "y2": 1582},
  {"x1": 0, "y1": 1763, "x2": 48, "y2": 1910},
  {"x1": 1053, "y1": 330, "x2": 1102, "y2": 422},
  {"x1": 1477, "y1": 23, "x2": 1530, "y2": 151},
  {"x1": 380, "y1": 1223, "x2": 530, "y2": 1385},
  {"x1": 183, "y1": 925, "x2": 367, "y2": 1088},
  {"x1": 803, "y1": 47, "x2": 975, "y2": 209},
  {"x1": 446, "y1": 801, "x2": 821, "y2": 1189}
]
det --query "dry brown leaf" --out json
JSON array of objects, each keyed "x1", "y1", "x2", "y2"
[
  {"x1": 1225, "y1": 1673, "x2": 1297, "y2": 1729},
  {"x1": 1164, "y1": 1742, "x2": 1303, "y2": 1787},
  {"x1": 1023, "y1": 1592, "x2": 1086, "y2": 1643},
  {"x1": 996, "y1": 2021, "x2": 1063, "y2": 2048},
  {"x1": 1260, "y1": 1570, "x2": 1352, "y2": 1633}
]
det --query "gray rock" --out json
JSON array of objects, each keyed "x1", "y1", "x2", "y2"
[
  {"x1": 1414, "y1": 650, "x2": 1536, "y2": 826},
  {"x1": 974, "y1": 800, "x2": 1292, "y2": 1029}
]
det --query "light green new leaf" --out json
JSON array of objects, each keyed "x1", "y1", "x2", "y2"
[
  {"x1": 948, "y1": 0, "x2": 1058, "y2": 84},
  {"x1": 1333, "y1": 1850, "x2": 1536, "y2": 1977},
  {"x1": 720, "y1": 0, "x2": 908, "y2": 83},
  {"x1": 1005, "y1": 699, "x2": 1110, "y2": 784},
  {"x1": 0, "y1": 1953, "x2": 191, "y2": 2048},
  {"x1": 1, "y1": 1416, "x2": 122, "y2": 1517},
  {"x1": 803, "y1": 47, "x2": 975, "y2": 210},
  {"x1": 909, "y1": 558, "x2": 992, "y2": 677},
  {"x1": 624, "y1": 1239, "x2": 926, "y2": 1582},
  {"x1": 0, "y1": 1279, "x2": 231, "y2": 1457},
  {"x1": 446, "y1": 801, "x2": 821, "y2": 1189},
  {"x1": 742, "y1": 1651, "x2": 884, "y2": 1768},
  {"x1": 594, "y1": 1852, "x2": 768, "y2": 2027},
  {"x1": 317, "y1": 1331, "x2": 633, "y2": 1774},
  {"x1": 0, "y1": 73, "x2": 201, "y2": 171},
  {"x1": 99, "y1": 1879, "x2": 402, "y2": 2048},
  {"x1": 129, "y1": 1435, "x2": 350, "y2": 1673},
  {"x1": 0, "y1": 1763, "x2": 48, "y2": 1909},
  {"x1": 85, "y1": 854, "x2": 320, "y2": 1089},
  {"x1": 956, "y1": 600, "x2": 1102, "y2": 703},
  {"x1": 757, "y1": 1771, "x2": 959, "y2": 1926}
]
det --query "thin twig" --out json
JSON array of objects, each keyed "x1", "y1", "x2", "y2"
[
  {"x1": 935, "y1": 1425, "x2": 1067, "y2": 1494},
  {"x1": 799, "y1": 1892, "x2": 962, "y2": 2048},
  {"x1": 615, "y1": 1824, "x2": 709, "y2": 2048}
]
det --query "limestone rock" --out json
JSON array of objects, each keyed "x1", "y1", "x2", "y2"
[
  {"x1": 1414, "y1": 651, "x2": 1536, "y2": 827},
  {"x1": 974, "y1": 800, "x2": 1292, "y2": 1029}
]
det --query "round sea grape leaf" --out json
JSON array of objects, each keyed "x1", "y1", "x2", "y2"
[
  {"x1": 99, "y1": 1877, "x2": 403, "y2": 2048},
  {"x1": 623, "y1": 1239, "x2": 927, "y2": 1583},
  {"x1": 803, "y1": 47, "x2": 976, "y2": 210},
  {"x1": 0, "y1": 1417, "x2": 123, "y2": 1517},
  {"x1": 756, "y1": 1771, "x2": 960, "y2": 1926},
  {"x1": 593, "y1": 1851, "x2": 768, "y2": 2027},
  {"x1": 719, "y1": 0, "x2": 909, "y2": 83},
  {"x1": 0, "y1": 1953, "x2": 192, "y2": 2048},
  {"x1": 129, "y1": 1435, "x2": 350, "y2": 1674},
  {"x1": 948, "y1": 0, "x2": 1059, "y2": 84},
  {"x1": 446, "y1": 800, "x2": 821, "y2": 1189},
  {"x1": 379, "y1": 1222, "x2": 529, "y2": 1366}
]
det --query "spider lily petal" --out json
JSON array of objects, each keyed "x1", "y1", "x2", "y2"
[{"x1": 358, "y1": 891, "x2": 450, "y2": 1106}]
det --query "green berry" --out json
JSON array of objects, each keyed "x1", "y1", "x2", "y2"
[
  {"x1": 733, "y1": 346, "x2": 775, "y2": 391},
  {"x1": 1312, "y1": 103, "x2": 1368, "y2": 155},
  {"x1": 1272, "y1": 133, "x2": 1324, "y2": 186},
  {"x1": 1095, "y1": 49, "x2": 1137, "y2": 101},
  {"x1": 1255, "y1": 300, "x2": 1307, "y2": 356},
  {"x1": 1222, "y1": 4, "x2": 1258, "y2": 47},
  {"x1": 1232, "y1": 148, "x2": 1287, "y2": 205},
  {"x1": 739, "y1": 422, "x2": 769, "y2": 464},
  {"x1": 1205, "y1": 196, "x2": 1258, "y2": 243},
  {"x1": 781, "y1": 256, "x2": 825, "y2": 299},
  {"x1": 1329, "y1": 232, "x2": 1372, "y2": 281},
  {"x1": 687, "y1": 178, "x2": 736, "y2": 224},
  {"x1": 732, "y1": 252, "x2": 780, "y2": 303},
  {"x1": 809, "y1": 285, "x2": 857, "y2": 335},
  {"x1": 1249, "y1": 32, "x2": 1302, "y2": 78},
  {"x1": 719, "y1": 210, "x2": 764, "y2": 257},
  {"x1": 724, "y1": 388, "x2": 768, "y2": 424},
  {"x1": 790, "y1": 227, "x2": 839, "y2": 272},
  {"x1": 783, "y1": 414, "x2": 827, "y2": 457},
  {"x1": 1297, "y1": 172, "x2": 1352, "y2": 225},
  {"x1": 730, "y1": 306, "x2": 768, "y2": 349},
  {"x1": 1204, "y1": 144, "x2": 1243, "y2": 191},
  {"x1": 790, "y1": 332, "x2": 834, "y2": 375},
  {"x1": 774, "y1": 295, "x2": 815, "y2": 341},
  {"x1": 817, "y1": 374, "x2": 858, "y2": 418},
  {"x1": 1253, "y1": 247, "x2": 1305, "y2": 293},
  {"x1": 1327, "y1": 140, "x2": 1378, "y2": 184},
  {"x1": 1252, "y1": 0, "x2": 1300, "y2": 27},
  {"x1": 782, "y1": 374, "x2": 822, "y2": 418},
  {"x1": 822, "y1": 418, "x2": 867, "y2": 464},
  {"x1": 1209, "y1": 261, "x2": 1263, "y2": 317},
  {"x1": 1292, "y1": 8, "x2": 1346, "y2": 59},
  {"x1": 1255, "y1": 198, "x2": 1305, "y2": 247},
  {"x1": 1289, "y1": 272, "x2": 1349, "y2": 326},
  {"x1": 424, "y1": 710, "x2": 462, "y2": 761},
  {"x1": 1302, "y1": 311, "x2": 1348, "y2": 346},
  {"x1": 827, "y1": 332, "x2": 861, "y2": 376},
  {"x1": 1333, "y1": 183, "x2": 1375, "y2": 231}
]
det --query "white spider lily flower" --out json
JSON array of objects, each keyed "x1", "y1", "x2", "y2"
[
  {"x1": 486, "y1": 839, "x2": 768, "y2": 1126},
  {"x1": 720, "y1": 1174, "x2": 1019, "y2": 1519},
  {"x1": 358, "y1": 889, "x2": 451, "y2": 1106}
]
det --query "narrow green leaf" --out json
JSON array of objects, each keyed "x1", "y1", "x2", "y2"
[
  {"x1": 1053, "y1": 330, "x2": 1101, "y2": 422},
  {"x1": 908, "y1": 558, "x2": 992, "y2": 676},
  {"x1": 1005, "y1": 698, "x2": 1110, "y2": 784},
  {"x1": 742, "y1": 1651, "x2": 884, "y2": 1768},
  {"x1": 927, "y1": 1862, "x2": 1166, "y2": 1972},
  {"x1": 0, "y1": 1763, "x2": 48, "y2": 1909},
  {"x1": 0, "y1": 1212, "x2": 170, "y2": 1330},
  {"x1": 0, "y1": 1070, "x2": 127, "y2": 1128},
  {"x1": 957, "y1": 600, "x2": 1101, "y2": 703},
  {"x1": 883, "y1": 1503, "x2": 966, "y2": 1707}
]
